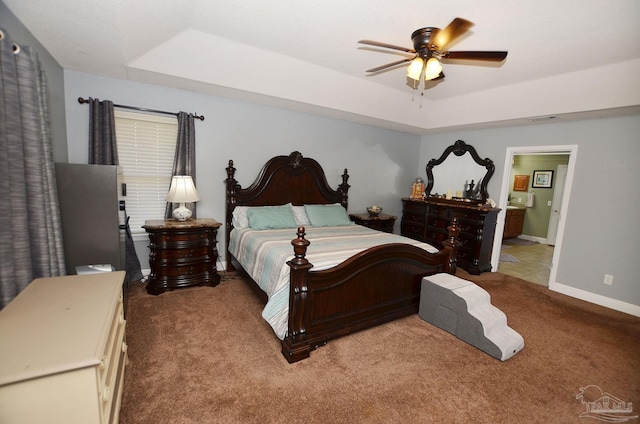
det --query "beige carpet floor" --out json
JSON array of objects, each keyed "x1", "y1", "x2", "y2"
[{"x1": 119, "y1": 270, "x2": 640, "y2": 423}]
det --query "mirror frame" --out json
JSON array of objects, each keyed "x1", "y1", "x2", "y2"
[{"x1": 425, "y1": 139, "x2": 495, "y2": 203}]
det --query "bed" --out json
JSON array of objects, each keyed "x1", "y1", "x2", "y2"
[{"x1": 225, "y1": 151, "x2": 461, "y2": 363}]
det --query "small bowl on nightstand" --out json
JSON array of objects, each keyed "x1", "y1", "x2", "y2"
[{"x1": 367, "y1": 206, "x2": 382, "y2": 217}]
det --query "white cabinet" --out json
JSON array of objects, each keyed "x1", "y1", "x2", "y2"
[{"x1": 0, "y1": 272, "x2": 127, "y2": 424}]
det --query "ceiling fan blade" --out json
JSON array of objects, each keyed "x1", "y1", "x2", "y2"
[
  {"x1": 358, "y1": 39, "x2": 415, "y2": 53},
  {"x1": 430, "y1": 17, "x2": 474, "y2": 51},
  {"x1": 366, "y1": 58, "x2": 412, "y2": 73},
  {"x1": 442, "y1": 51, "x2": 508, "y2": 61}
]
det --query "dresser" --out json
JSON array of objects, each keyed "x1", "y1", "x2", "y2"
[
  {"x1": 0, "y1": 272, "x2": 127, "y2": 424},
  {"x1": 143, "y1": 218, "x2": 222, "y2": 295},
  {"x1": 349, "y1": 213, "x2": 397, "y2": 233},
  {"x1": 401, "y1": 198, "x2": 500, "y2": 274}
]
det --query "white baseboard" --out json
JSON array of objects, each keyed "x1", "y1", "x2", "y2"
[
  {"x1": 518, "y1": 234, "x2": 548, "y2": 244},
  {"x1": 549, "y1": 281, "x2": 640, "y2": 318}
]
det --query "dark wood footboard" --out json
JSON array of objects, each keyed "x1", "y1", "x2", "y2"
[{"x1": 282, "y1": 221, "x2": 460, "y2": 363}]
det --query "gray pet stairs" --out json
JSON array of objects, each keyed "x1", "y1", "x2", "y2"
[{"x1": 419, "y1": 273, "x2": 524, "y2": 361}]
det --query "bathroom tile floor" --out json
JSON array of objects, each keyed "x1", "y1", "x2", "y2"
[{"x1": 497, "y1": 241, "x2": 555, "y2": 286}]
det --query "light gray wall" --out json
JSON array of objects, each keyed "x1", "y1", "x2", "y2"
[
  {"x1": 0, "y1": 1, "x2": 68, "y2": 162},
  {"x1": 420, "y1": 115, "x2": 640, "y2": 308},
  {"x1": 63, "y1": 71, "x2": 421, "y2": 268}
]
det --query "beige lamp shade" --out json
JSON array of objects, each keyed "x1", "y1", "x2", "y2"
[{"x1": 166, "y1": 175, "x2": 200, "y2": 221}]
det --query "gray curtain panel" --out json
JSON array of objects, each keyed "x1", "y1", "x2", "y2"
[
  {"x1": 0, "y1": 29, "x2": 65, "y2": 308},
  {"x1": 88, "y1": 97, "x2": 118, "y2": 165},
  {"x1": 88, "y1": 99, "x2": 143, "y2": 284},
  {"x1": 165, "y1": 112, "x2": 197, "y2": 219}
]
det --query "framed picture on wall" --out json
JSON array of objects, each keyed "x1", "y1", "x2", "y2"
[{"x1": 532, "y1": 170, "x2": 554, "y2": 188}]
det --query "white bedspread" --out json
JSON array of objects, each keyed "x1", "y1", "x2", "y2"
[{"x1": 228, "y1": 225, "x2": 438, "y2": 339}]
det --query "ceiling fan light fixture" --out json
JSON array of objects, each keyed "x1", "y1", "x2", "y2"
[
  {"x1": 407, "y1": 57, "x2": 424, "y2": 80},
  {"x1": 424, "y1": 57, "x2": 442, "y2": 81}
]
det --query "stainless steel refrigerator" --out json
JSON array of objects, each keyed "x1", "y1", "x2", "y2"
[{"x1": 55, "y1": 163, "x2": 125, "y2": 275}]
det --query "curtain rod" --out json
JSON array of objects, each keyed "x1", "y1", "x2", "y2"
[{"x1": 77, "y1": 97, "x2": 204, "y2": 121}]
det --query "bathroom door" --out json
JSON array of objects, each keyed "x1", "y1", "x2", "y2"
[{"x1": 547, "y1": 164, "x2": 567, "y2": 245}]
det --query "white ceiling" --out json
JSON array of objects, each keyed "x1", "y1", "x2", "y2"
[{"x1": 5, "y1": 0, "x2": 640, "y2": 134}]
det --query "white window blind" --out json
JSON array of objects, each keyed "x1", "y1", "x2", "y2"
[{"x1": 115, "y1": 109, "x2": 177, "y2": 236}]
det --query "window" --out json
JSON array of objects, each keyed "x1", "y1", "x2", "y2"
[{"x1": 114, "y1": 109, "x2": 177, "y2": 236}]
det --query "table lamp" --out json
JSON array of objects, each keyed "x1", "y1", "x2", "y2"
[{"x1": 166, "y1": 175, "x2": 200, "y2": 221}]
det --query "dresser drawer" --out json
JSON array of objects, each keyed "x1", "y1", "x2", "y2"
[
  {"x1": 401, "y1": 222, "x2": 426, "y2": 241},
  {"x1": 98, "y1": 298, "x2": 124, "y2": 391},
  {"x1": 402, "y1": 200, "x2": 428, "y2": 214},
  {"x1": 402, "y1": 211, "x2": 427, "y2": 224},
  {"x1": 100, "y1": 320, "x2": 126, "y2": 422},
  {"x1": 427, "y1": 229, "x2": 474, "y2": 251},
  {"x1": 428, "y1": 205, "x2": 450, "y2": 218},
  {"x1": 450, "y1": 208, "x2": 481, "y2": 221}
]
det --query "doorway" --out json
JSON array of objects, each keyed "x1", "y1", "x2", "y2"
[
  {"x1": 492, "y1": 145, "x2": 578, "y2": 288},
  {"x1": 547, "y1": 164, "x2": 568, "y2": 245}
]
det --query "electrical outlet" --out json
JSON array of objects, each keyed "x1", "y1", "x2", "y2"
[
  {"x1": 603, "y1": 274, "x2": 614, "y2": 285},
  {"x1": 547, "y1": 200, "x2": 552, "y2": 206}
]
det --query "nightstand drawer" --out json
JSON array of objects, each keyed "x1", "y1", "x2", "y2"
[
  {"x1": 156, "y1": 230, "x2": 215, "y2": 248},
  {"x1": 156, "y1": 246, "x2": 211, "y2": 260},
  {"x1": 157, "y1": 261, "x2": 212, "y2": 277}
]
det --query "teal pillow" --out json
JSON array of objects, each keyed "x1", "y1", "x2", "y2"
[
  {"x1": 304, "y1": 204, "x2": 353, "y2": 227},
  {"x1": 247, "y1": 205, "x2": 297, "y2": 230}
]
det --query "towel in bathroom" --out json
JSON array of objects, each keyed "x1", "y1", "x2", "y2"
[{"x1": 525, "y1": 192, "x2": 534, "y2": 207}]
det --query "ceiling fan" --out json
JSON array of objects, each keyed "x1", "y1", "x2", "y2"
[{"x1": 359, "y1": 17, "x2": 507, "y2": 90}]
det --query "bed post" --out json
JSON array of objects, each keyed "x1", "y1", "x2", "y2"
[
  {"x1": 282, "y1": 227, "x2": 314, "y2": 363},
  {"x1": 442, "y1": 217, "x2": 461, "y2": 274},
  {"x1": 225, "y1": 160, "x2": 239, "y2": 271},
  {"x1": 338, "y1": 169, "x2": 350, "y2": 208}
]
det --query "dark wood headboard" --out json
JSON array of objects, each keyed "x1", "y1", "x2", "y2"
[{"x1": 224, "y1": 151, "x2": 350, "y2": 268}]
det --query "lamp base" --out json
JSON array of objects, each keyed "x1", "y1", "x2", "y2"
[{"x1": 172, "y1": 203, "x2": 192, "y2": 221}]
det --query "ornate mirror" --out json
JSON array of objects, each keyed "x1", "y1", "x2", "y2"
[{"x1": 425, "y1": 139, "x2": 495, "y2": 203}]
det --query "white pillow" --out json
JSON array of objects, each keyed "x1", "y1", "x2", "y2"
[
  {"x1": 290, "y1": 205, "x2": 311, "y2": 226},
  {"x1": 231, "y1": 206, "x2": 249, "y2": 229}
]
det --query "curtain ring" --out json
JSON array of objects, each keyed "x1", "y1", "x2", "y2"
[{"x1": 13, "y1": 42, "x2": 21, "y2": 54}]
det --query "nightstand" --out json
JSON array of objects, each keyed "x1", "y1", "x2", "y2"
[
  {"x1": 349, "y1": 213, "x2": 397, "y2": 233},
  {"x1": 143, "y1": 218, "x2": 222, "y2": 295}
]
